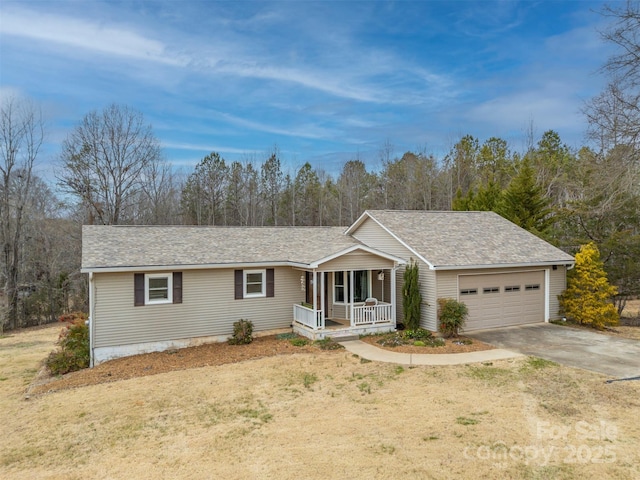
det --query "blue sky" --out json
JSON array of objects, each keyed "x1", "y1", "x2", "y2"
[{"x1": 0, "y1": 0, "x2": 617, "y2": 178}]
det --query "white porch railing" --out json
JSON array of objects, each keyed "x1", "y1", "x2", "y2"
[
  {"x1": 293, "y1": 304, "x2": 324, "y2": 330},
  {"x1": 352, "y1": 302, "x2": 393, "y2": 326}
]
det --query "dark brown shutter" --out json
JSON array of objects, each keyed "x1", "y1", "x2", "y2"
[
  {"x1": 266, "y1": 268, "x2": 275, "y2": 298},
  {"x1": 234, "y1": 270, "x2": 243, "y2": 299},
  {"x1": 134, "y1": 273, "x2": 145, "y2": 306},
  {"x1": 173, "y1": 272, "x2": 183, "y2": 304}
]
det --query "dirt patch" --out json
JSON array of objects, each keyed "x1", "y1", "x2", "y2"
[{"x1": 361, "y1": 334, "x2": 495, "y2": 354}]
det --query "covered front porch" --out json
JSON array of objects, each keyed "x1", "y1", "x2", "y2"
[{"x1": 291, "y1": 245, "x2": 404, "y2": 339}]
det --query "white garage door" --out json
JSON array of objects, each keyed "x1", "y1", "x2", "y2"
[{"x1": 458, "y1": 271, "x2": 545, "y2": 331}]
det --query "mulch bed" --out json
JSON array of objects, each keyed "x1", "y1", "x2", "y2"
[
  {"x1": 30, "y1": 335, "x2": 325, "y2": 395},
  {"x1": 360, "y1": 334, "x2": 495, "y2": 354}
]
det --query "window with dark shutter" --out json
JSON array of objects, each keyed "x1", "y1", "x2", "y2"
[
  {"x1": 235, "y1": 270, "x2": 243, "y2": 299},
  {"x1": 134, "y1": 273, "x2": 145, "y2": 306},
  {"x1": 266, "y1": 268, "x2": 274, "y2": 297},
  {"x1": 173, "y1": 272, "x2": 183, "y2": 304}
]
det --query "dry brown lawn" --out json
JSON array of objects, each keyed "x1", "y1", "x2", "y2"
[{"x1": 1, "y1": 324, "x2": 639, "y2": 480}]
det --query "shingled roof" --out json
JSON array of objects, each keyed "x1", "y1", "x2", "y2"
[
  {"x1": 82, "y1": 225, "x2": 362, "y2": 271},
  {"x1": 349, "y1": 210, "x2": 574, "y2": 269}
]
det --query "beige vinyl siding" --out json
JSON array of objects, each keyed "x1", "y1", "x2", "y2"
[
  {"x1": 418, "y1": 264, "x2": 438, "y2": 330},
  {"x1": 93, "y1": 267, "x2": 302, "y2": 348},
  {"x1": 319, "y1": 251, "x2": 394, "y2": 271},
  {"x1": 370, "y1": 270, "x2": 391, "y2": 304},
  {"x1": 351, "y1": 217, "x2": 416, "y2": 260},
  {"x1": 350, "y1": 217, "x2": 437, "y2": 330},
  {"x1": 549, "y1": 265, "x2": 567, "y2": 320}
]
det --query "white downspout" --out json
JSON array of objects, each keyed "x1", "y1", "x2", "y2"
[{"x1": 544, "y1": 268, "x2": 550, "y2": 323}]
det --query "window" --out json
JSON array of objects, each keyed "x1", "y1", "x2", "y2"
[
  {"x1": 504, "y1": 285, "x2": 521, "y2": 292},
  {"x1": 334, "y1": 270, "x2": 370, "y2": 303},
  {"x1": 145, "y1": 273, "x2": 173, "y2": 304},
  {"x1": 460, "y1": 288, "x2": 478, "y2": 295},
  {"x1": 353, "y1": 270, "x2": 369, "y2": 303},
  {"x1": 244, "y1": 270, "x2": 266, "y2": 298},
  {"x1": 234, "y1": 269, "x2": 274, "y2": 299},
  {"x1": 134, "y1": 272, "x2": 182, "y2": 306},
  {"x1": 525, "y1": 284, "x2": 541, "y2": 291},
  {"x1": 483, "y1": 287, "x2": 500, "y2": 294},
  {"x1": 334, "y1": 272, "x2": 345, "y2": 303}
]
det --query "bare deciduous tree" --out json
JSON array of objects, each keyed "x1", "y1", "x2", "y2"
[
  {"x1": 0, "y1": 97, "x2": 43, "y2": 331},
  {"x1": 57, "y1": 104, "x2": 162, "y2": 225}
]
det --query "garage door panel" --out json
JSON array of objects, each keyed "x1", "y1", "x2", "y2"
[{"x1": 458, "y1": 271, "x2": 544, "y2": 331}]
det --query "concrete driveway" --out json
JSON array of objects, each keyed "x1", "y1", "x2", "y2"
[{"x1": 467, "y1": 323, "x2": 640, "y2": 379}]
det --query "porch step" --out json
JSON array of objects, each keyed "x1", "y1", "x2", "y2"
[{"x1": 329, "y1": 334, "x2": 360, "y2": 342}]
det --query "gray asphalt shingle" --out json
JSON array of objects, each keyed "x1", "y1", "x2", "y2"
[
  {"x1": 364, "y1": 210, "x2": 574, "y2": 268},
  {"x1": 82, "y1": 225, "x2": 359, "y2": 269}
]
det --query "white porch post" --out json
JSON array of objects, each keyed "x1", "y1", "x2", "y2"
[
  {"x1": 349, "y1": 270, "x2": 355, "y2": 327},
  {"x1": 312, "y1": 269, "x2": 318, "y2": 329},
  {"x1": 391, "y1": 266, "x2": 397, "y2": 325},
  {"x1": 320, "y1": 272, "x2": 325, "y2": 329}
]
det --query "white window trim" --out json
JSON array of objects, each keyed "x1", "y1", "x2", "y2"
[
  {"x1": 244, "y1": 269, "x2": 266, "y2": 298},
  {"x1": 333, "y1": 270, "x2": 371, "y2": 305},
  {"x1": 334, "y1": 271, "x2": 346, "y2": 304},
  {"x1": 145, "y1": 273, "x2": 173, "y2": 305}
]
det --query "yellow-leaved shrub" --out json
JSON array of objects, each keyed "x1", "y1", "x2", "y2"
[{"x1": 559, "y1": 243, "x2": 619, "y2": 329}]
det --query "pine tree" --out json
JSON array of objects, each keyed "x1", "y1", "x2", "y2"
[
  {"x1": 402, "y1": 260, "x2": 422, "y2": 330},
  {"x1": 498, "y1": 158, "x2": 553, "y2": 236},
  {"x1": 559, "y1": 243, "x2": 619, "y2": 329}
]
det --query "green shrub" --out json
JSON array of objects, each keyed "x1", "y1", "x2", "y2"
[
  {"x1": 413, "y1": 341, "x2": 426, "y2": 347},
  {"x1": 289, "y1": 337, "x2": 309, "y2": 347},
  {"x1": 402, "y1": 260, "x2": 422, "y2": 330},
  {"x1": 438, "y1": 298, "x2": 468, "y2": 338},
  {"x1": 402, "y1": 328, "x2": 432, "y2": 341},
  {"x1": 46, "y1": 319, "x2": 89, "y2": 375},
  {"x1": 228, "y1": 319, "x2": 254, "y2": 345}
]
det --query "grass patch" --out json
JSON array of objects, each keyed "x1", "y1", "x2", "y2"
[
  {"x1": 522, "y1": 357, "x2": 558, "y2": 370},
  {"x1": 289, "y1": 337, "x2": 309, "y2": 347},
  {"x1": 357, "y1": 382, "x2": 371, "y2": 394},
  {"x1": 302, "y1": 372, "x2": 318, "y2": 389},
  {"x1": 276, "y1": 332, "x2": 298, "y2": 340},
  {"x1": 456, "y1": 416, "x2": 479, "y2": 426},
  {"x1": 465, "y1": 365, "x2": 512, "y2": 381}
]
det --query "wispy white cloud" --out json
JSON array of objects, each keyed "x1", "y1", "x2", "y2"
[
  {"x1": 163, "y1": 142, "x2": 259, "y2": 155},
  {"x1": 212, "y1": 110, "x2": 336, "y2": 140},
  {"x1": 1, "y1": 8, "x2": 185, "y2": 66},
  {"x1": 1, "y1": 5, "x2": 454, "y2": 107}
]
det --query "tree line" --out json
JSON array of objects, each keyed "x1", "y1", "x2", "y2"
[{"x1": 1, "y1": 2, "x2": 639, "y2": 330}]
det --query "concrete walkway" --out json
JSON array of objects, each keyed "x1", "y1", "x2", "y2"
[{"x1": 338, "y1": 339, "x2": 523, "y2": 366}]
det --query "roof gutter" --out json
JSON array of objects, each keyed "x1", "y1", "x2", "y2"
[
  {"x1": 431, "y1": 260, "x2": 575, "y2": 271},
  {"x1": 81, "y1": 260, "x2": 312, "y2": 274}
]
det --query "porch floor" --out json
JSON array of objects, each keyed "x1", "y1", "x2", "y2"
[{"x1": 293, "y1": 318, "x2": 395, "y2": 340}]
